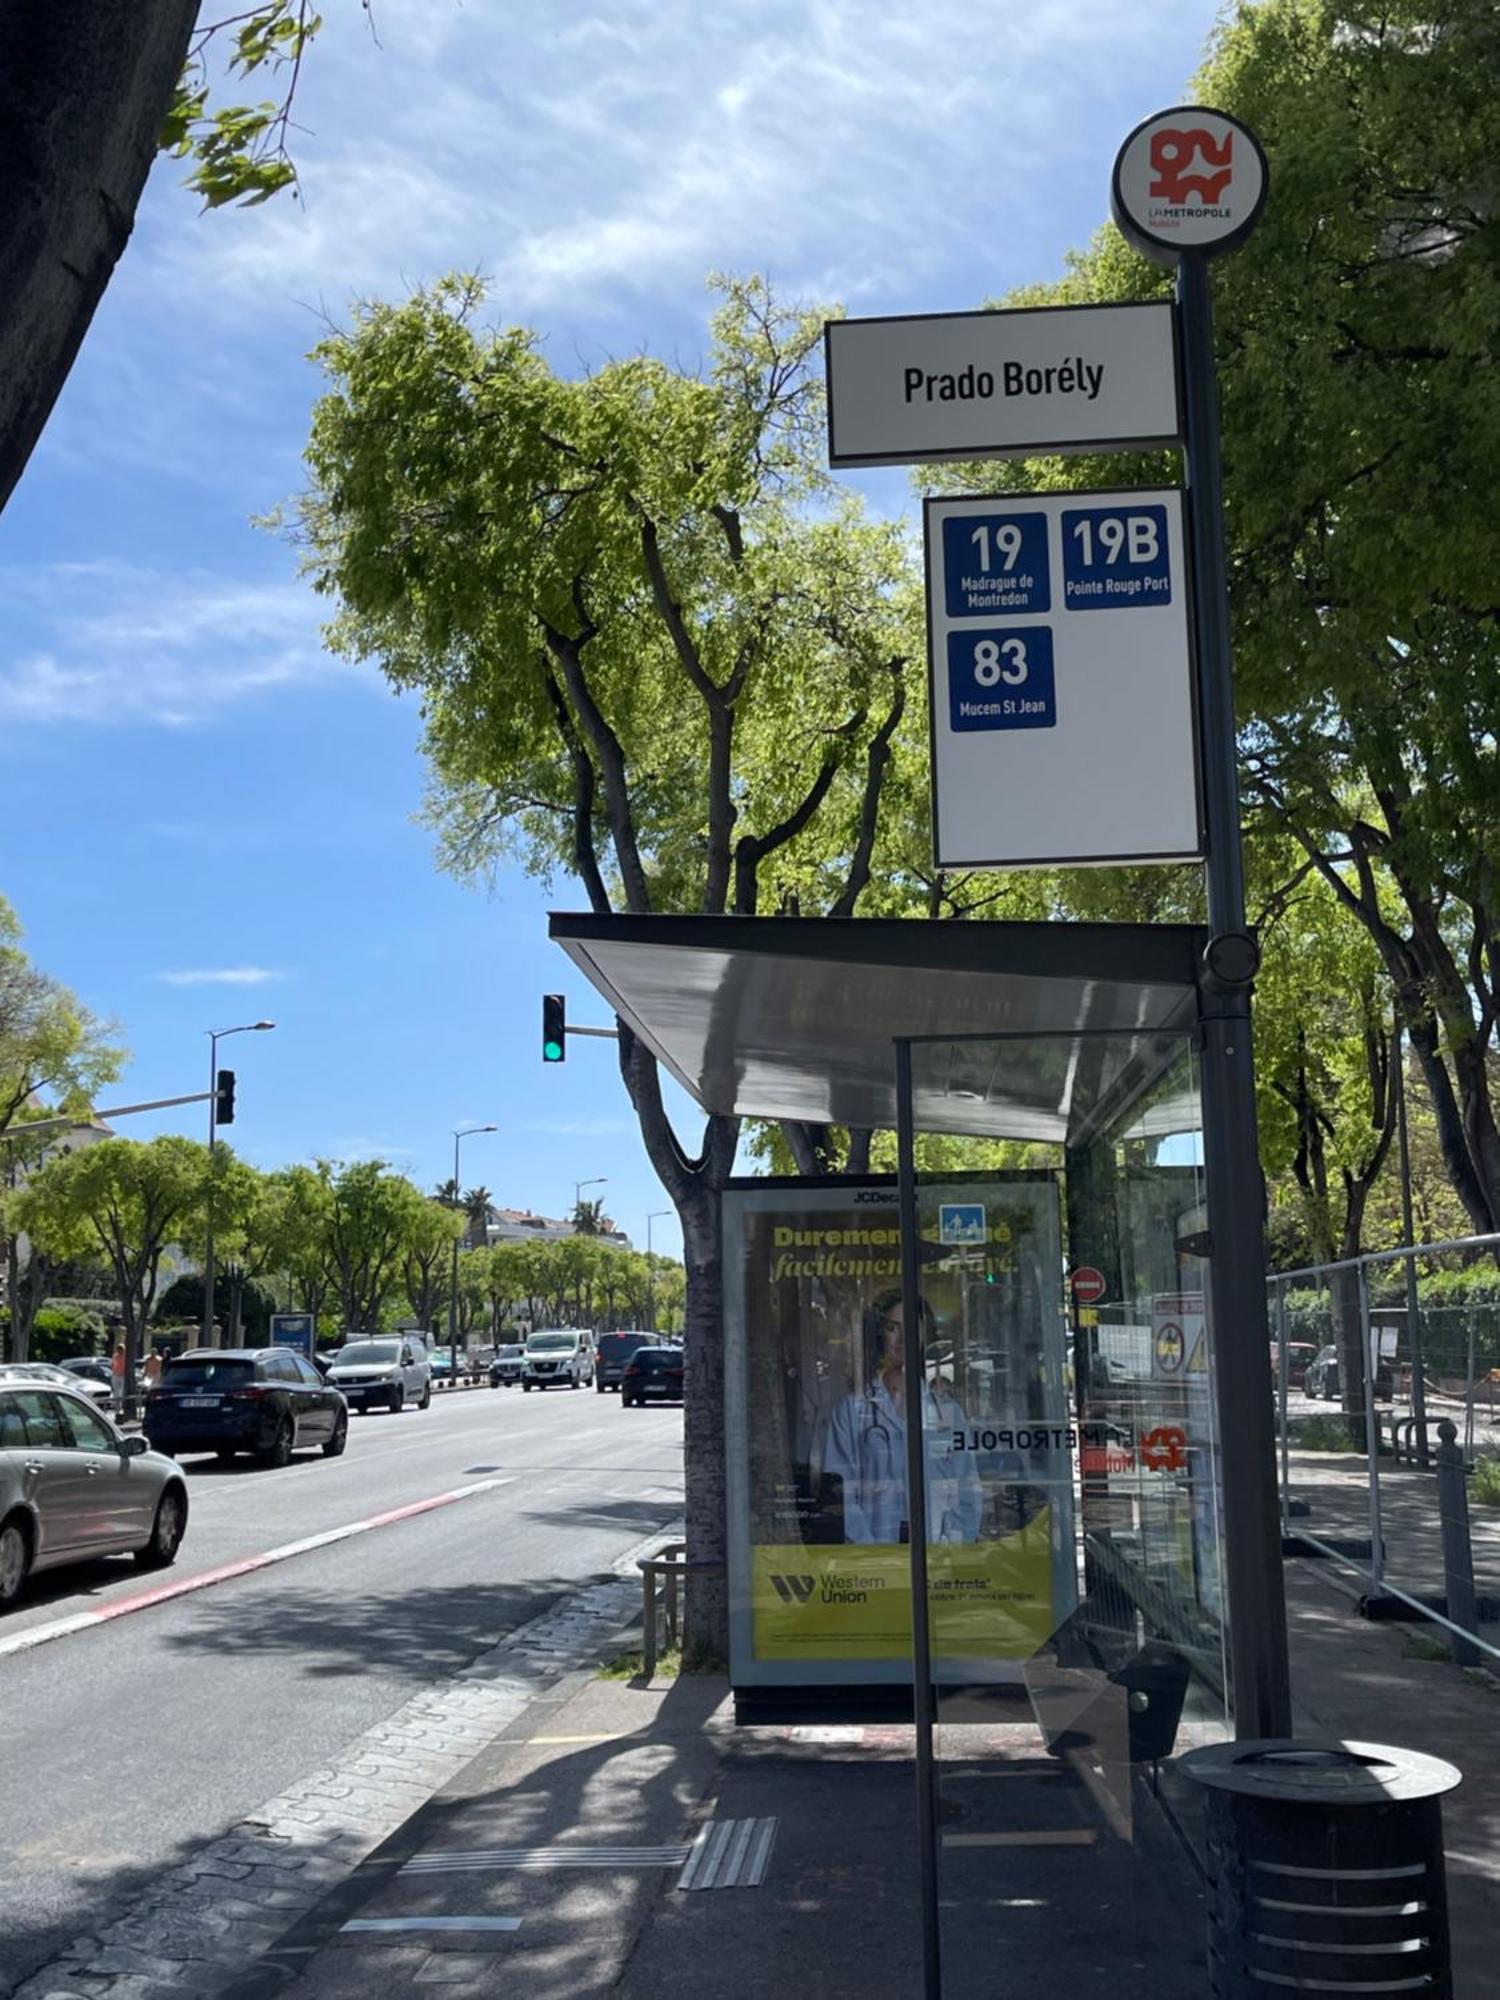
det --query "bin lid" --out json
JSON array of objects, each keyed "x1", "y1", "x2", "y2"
[{"x1": 1180, "y1": 1738, "x2": 1461, "y2": 1805}]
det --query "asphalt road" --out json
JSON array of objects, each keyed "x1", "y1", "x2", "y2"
[{"x1": 0, "y1": 1382, "x2": 684, "y2": 1997}]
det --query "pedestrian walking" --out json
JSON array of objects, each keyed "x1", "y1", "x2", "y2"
[
  {"x1": 109, "y1": 1338, "x2": 127, "y2": 1414},
  {"x1": 143, "y1": 1349, "x2": 163, "y2": 1390}
]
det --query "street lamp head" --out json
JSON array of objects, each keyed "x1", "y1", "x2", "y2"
[{"x1": 251, "y1": 1020, "x2": 276, "y2": 1032}]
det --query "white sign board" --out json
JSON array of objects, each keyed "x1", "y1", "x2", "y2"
[
  {"x1": 1152, "y1": 1292, "x2": 1206, "y2": 1381},
  {"x1": 925, "y1": 488, "x2": 1201, "y2": 869},
  {"x1": 825, "y1": 302, "x2": 1180, "y2": 469}
]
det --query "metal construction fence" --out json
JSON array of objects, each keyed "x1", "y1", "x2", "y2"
[{"x1": 1269, "y1": 1232, "x2": 1500, "y2": 1670}]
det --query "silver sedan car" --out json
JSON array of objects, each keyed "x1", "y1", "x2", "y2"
[
  {"x1": 0, "y1": 1380, "x2": 189, "y2": 1608},
  {"x1": 0, "y1": 1360, "x2": 114, "y2": 1414}
]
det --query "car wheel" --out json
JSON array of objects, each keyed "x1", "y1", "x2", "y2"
[
  {"x1": 135, "y1": 1487, "x2": 187, "y2": 1569},
  {"x1": 391, "y1": 1385, "x2": 405, "y2": 1415},
  {"x1": 596, "y1": 1379, "x2": 606, "y2": 1393},
  {"x1": 322, "y1": 1411, "x2": 348, "y2": 1458},
  {"x1": 0, "y1": 1516, "x2": 31, "y2": 1608},
  {"x1": 523, "y1": 1382, "x2": 532, "y2": 1392},
  {"x1": 418, "y1": 1383, "x2": 432, "y2": 1411},
  {"x1": 259, "y1": 1415, "x2": 295, "y2": 1468}
]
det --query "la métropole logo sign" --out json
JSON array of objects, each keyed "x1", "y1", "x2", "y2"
[{"x1": 1111, "y1": 105, "x2": 1268, "y2": 264}]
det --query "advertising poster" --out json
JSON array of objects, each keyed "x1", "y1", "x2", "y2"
[{"x1": 725, "y1": 1175, "x2": 1072, "y2": 1690}]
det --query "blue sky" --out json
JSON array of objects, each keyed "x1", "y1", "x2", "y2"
[{"x1": 0, "y1": 0, "x2": 1223, "y2": 1260}]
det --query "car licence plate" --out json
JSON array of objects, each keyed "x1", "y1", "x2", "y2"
[{"x1": 180, "y1": 1395, "x2": 219, "y2": 1408}]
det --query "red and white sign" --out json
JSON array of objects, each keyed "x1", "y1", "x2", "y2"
[
  {"x1": 1112, "y1": 106, "x2": 1268, "y2": 265},
  {"x1": 1140, "y1": 1424, "x2": 1188, "y2": 1474},
  {"x1": 1070, "y1": 1266, "x2": 1107, "y2": 1306}
]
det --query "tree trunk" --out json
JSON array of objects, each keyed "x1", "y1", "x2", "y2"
[
  {"x1": 0, "y1": 0, "x2": 201, "y2": 514},
  {"x1": 678, "y1": 1181, "x2": 727, "y2": 1666}
]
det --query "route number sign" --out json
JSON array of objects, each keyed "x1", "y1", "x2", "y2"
[{"x1": 925, "y1": 488, "x2": 1201, "y2": 869}]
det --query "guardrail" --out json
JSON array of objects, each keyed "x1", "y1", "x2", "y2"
[
  {"x1": 636, "y1": 1542, "x2": 725, "y2": 1678},
  {"x1": 1270, "y1": 1232, "x2": 1500, "y2": 1671}
]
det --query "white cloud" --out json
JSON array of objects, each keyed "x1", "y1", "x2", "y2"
[
  {"x1": 131, "y1": 0, "x2": 1221, "y2": 329},
  {"x1": 0, "y1": 562, "x2": 359, "y2": 727},
  {"x1": 156, "y1": 967, "x2": 286, "y2": 987}
]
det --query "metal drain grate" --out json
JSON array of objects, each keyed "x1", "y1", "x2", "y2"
[
  {"x1": 677, "y1": 1818, "x2": 779, "y2": 1891},
  {"x1": 401, "y1": 1845, "x2": 691, "y2": 1877}
]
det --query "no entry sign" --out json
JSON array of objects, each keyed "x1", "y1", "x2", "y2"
[{"x1": 1070, "y1": 1266, "x2": 1106, "y2": 1306}]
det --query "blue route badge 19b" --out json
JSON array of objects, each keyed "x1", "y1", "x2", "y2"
[
  {"x1": 947, "y1": 626, "x2": 1056, "y2": 733},
  {"x1": 942, "y1": 509, "x2": 1050, "y2": 619},
  {"x1": 1061, "y1": 503, "x2": 1170, "y2": 610}
]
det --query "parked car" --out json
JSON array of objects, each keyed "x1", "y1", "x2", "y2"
[
  {"x1": 143, "y1": 1348, "x2": 348, "y2": 1464},
  {"x1": 520, "y1": 1330, "x2": 593, "y2": 1391},
  {"x1": 0, "y1": 1380, "x2": 189, "y2": 1606},
  {"x1": 1, "y1": 1361, "x2": 113, "y2": 1413},
  {"x1": 620, "y1": 1345, "x2": 684, "y2": 1408},
  {"x1": 488, "y1": 1344, "x2": 525, "y2": 1388},
  {"x1": 1303, "y1": 1344, "x2": 1394, "y2": 1403},
  {"x1": 325, "y1": 1336, "x2": 433, "y2": 1414},
  {"x1": 594, "y1": 1331, "x2": 661, "y2": 1394},
  {"x1": 1271, "y1": 1341, "x2": 1318, "y2": 1391}
]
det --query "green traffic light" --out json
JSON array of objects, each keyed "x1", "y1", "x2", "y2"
[{"x1": 543, "y1": 1040, "x2": 564, "y2": 1062}]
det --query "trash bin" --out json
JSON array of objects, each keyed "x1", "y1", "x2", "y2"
[{"x1": 1179, "y1": 1738, "x2": 1460, "y2": 1998}]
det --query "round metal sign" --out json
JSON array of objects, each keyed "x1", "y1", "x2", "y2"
[{"x1": 1111, "y1": 105, "x2": 1268, "y2": 265}]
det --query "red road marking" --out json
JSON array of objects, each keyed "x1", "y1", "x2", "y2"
[{"x1": 0, "y1": 1476, "x2": 511, "y2": 1660}]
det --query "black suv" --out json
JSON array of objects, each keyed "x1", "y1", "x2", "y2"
[
  {"x1": 620, "y1": 1345, "x2": 684, "y2": 1408},
  {"x1": 144, "y1": 1349, "x2": 348, "y2": 1466},
  {"x1": 595, "y1": 1331, "x2": 662, "y2": 1393}
]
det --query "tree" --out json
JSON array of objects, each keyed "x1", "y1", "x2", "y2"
[
  {"x1": 462, "y1": 1186, "x2": 493, "y2": 1250},
  {"x1": 945, "y1": 0, "x2": 1500, "y2": 1249},
  {"x1": 296, "y1": 276, "x2": 920, "y2": 1660},
  {"x1": 0, "y1": 0, "x2": 324, "y2": 516},
  {"x1": 14, "y1": 1136, "x2": 208, "y2": 1400},
  {"x1": 262, "y1": 1164, "x2": 337, "y2": 1319},
  {"x1": 319, "y1": 1159, "x2": 427, "y2": 1332},
  {"x1": 0, "y1": 898, "x2": 124, "y2": 1141},
  {"x1": 570, "y1": 1196, "x2": 607, "y2": 1238},
  {"x1": 402, "y1": 1199, "x2": 464, "y2": 1332},
  {"x1": 1256, "y1": 861, "x2": 1400, "y2": 1424}
]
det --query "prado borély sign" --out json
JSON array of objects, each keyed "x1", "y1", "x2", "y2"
[{"x1": 823, "y1": 301, "x2": 1180, "y2": 468}]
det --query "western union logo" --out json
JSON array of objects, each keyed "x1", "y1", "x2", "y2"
[{"x1": 769, "y1": 1574, "x2": 816, "y2": 1605}]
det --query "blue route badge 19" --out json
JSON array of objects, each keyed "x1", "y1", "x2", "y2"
[
  {"x1": 947, "y1": 626, "x2": 1055, "y2": 733},
  {"x1": 941, "y1": 509, "x2": 1049, "y2": 618},
  {"x1": 1061, "y1": 503, "x2": 1170, "y2": 610}
]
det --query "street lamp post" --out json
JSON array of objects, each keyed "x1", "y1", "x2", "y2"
[
  {"x1": 574, "y1": 1176, "x2": 607, "y2": 1226},
  {"x1": 646, "y1": 1209, "x2": 670, "y2": 1331},
  {"x1": 201, "y1": 1020, "x2": 275, "y2": 1349},
  {"x1": 449, "y1": 1124, "x2": 498, "y2": 1375}
]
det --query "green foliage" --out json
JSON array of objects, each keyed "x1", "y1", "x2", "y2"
[
  {"x1": 27, "y1": 1303, "x2": 105, "y2": 1364},
  {"x1": 0, "y1": 896, "x2": 125, "y2": 1139},
  {"x1": 161, "y1": 2, "x2": 324, "y2": 209},
  {"x1": 1289, "y1": 1414, "x2": 1363, "y2": 1452},
  {"x1": 1471, "y1": 1456, "x2": 1500, "y2": 1508},
  {"x1": 296, "y1": 273, "x2": 922, "y2": 926}
]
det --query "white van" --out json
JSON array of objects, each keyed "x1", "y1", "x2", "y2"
[
  {"x1": 327, "y1": 1334, "x2": 433, "y2": 1413},
  {"x1": 520, "y1": 1329, "x2": 593, "y2": 1391}
]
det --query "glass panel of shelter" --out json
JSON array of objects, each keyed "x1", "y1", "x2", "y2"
[{"x1": 896, "y1": 1032, "x2": 1228, "y2": 2000}]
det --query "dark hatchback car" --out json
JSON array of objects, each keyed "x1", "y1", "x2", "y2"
[
  {"x1": 620, "y1": 1345, "x2": 683, "y2": 1408},
  {"x1": 595, "y1": 1331, "x2": 662, "y2": 1393},
  {"x1": 144, "y1": 1349, "x2": 348, "y2": 1466}
]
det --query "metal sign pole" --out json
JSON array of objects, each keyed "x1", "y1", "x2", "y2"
[{"x1": 1177, "y1": 250, "x2": 1292, "y2": 1737}]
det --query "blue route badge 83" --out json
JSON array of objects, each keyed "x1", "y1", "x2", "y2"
[
  {"x1": 1061, "y1": 503, "x2": 1170, "y2": 610},
  {"x1": 946, "y1": 626, "x2": 1056, "y2": 733},
  {"x1": 941, "y1": 509, "x2": 1049, "y2": 618}
]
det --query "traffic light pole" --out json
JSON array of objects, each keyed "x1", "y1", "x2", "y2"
[{"x1": 201, "y1": 1031, "x2": 220, "y2": 1351}]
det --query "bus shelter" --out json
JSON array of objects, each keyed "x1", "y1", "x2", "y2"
[{"x1": 552, "y1": 910, "x2": 1271, "y2": 1997}]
